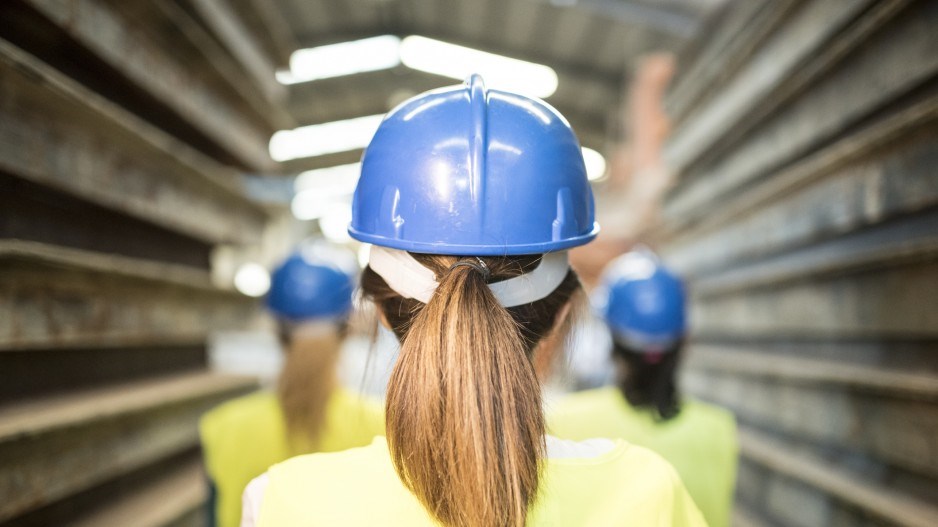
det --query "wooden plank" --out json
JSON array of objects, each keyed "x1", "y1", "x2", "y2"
[
  {"x1": 20, "y1": 0, "x2": 274, "y2": 170},
  {"x1": 736, "y1": 426, "x2": 938, "y2": 527},
  {"x1": 685, "y1": 370, "x2": 938, "y2": 478},
  {"x1": 0, "y1": 241, "x2": 257, "y2": 349},
  {"x1": 663, "y1": 1, "x2": 938, "y2": 226},
  {"x1": 662, "y1": 119, "x2": 938, "y2": 278},
  {"x1": 690, "y1": 260, "x2": 938, "y2": 338},
  {"x1": 70, "y1": 458, "x2": 206, "y2": 527},
  {"x1": 184, "y1": 0, "x2": 284, "y2": 104},
  {"x1": 0, "y1": 372, "x2": 255, "y2": 522},
  {"x1": 0, "y1": 38, "x2": 267, "y2": 245}
]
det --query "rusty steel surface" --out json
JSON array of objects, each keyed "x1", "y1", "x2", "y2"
[
  {"x1": 0, "y1": 0, "x2": 280, "y2": 523},
  {"x1": 691, "y1": 259, "x2": 938, "y2": 338},
  {"x1": 686, "y1": 345, "x2": 938, "y2": 399},
  {"x1": 685, "y1": 370, "x2": 938, "y2": 478},
  {"x1": 18, "y1": 0, "x2": 275, "y2": 170},
  {"x1": 149, "y1": 0, "x2": 292, "y2": 130},
  {"x1": 735, "y1": 426, "x2": 938, "y2": 527},
  {"x1": 665, "y1": 0, "x2": 789, "y2": 127},
  {"x1": 661, "y1": 114, "x2": 938, "y2": 278},
  {"x1": 238, "y1": 0, "x2": 298, "y2": 67},
  {"x1": 0, "y1": 39, "x2": 267, "y2": 245},
  {"x1": 184, "y1": 0, "x2": 285, "y2": 104},
  {"x1": 656, "y1": 1, "x2": 938, "y2": 525},
  {"x1": 664, "y1": 0, "x2": 882, "y2": 175},
  {"x1": 663, "y1": 0, "x2": 938, "y2": 224},
  {"x1": 0, "y1": 373, "x2": 256, "y2": 523},
  {"x1": 0, "y1": 242, "x2": 257, "y2": 349},
  {"x1": 68, "y1": 458, "x2": 207, "y2": 527},
  {"x1": 3, "y1": 450, "x2": 206, "y2": 527}
]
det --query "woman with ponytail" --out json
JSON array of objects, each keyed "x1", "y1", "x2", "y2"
[
  {"x1": 201, "y1": 243, "x2": 384, "y2": 527},
  {"x1": 242, "y1": 76, "x2": 705, "y2": 527},
  {"x1": 549, "y1": 248, "x2": 738, "y2": 527}
]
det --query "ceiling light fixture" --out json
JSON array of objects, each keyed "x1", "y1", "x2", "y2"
[
  {"x1": 233, "y1": 262, "x2": 271, "y2": 297},
  {"x1": 269, "y1": 114, "x2": 384, "y2": 162},
  {"x1": 279, "y1": 35, "x2": 402, "y2": 84},
  {"x1": 291, "y1": 163, "x2": 361, "y2": 221},
  {"x1": 582, "y1": 147, "x2": 608, "y2": 181},
  {"x1": 399, "y1": 35, "x2": 559, "y2": 98}
]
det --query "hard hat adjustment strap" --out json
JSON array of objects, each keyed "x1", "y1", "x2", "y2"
[{"x1": 368, "y1": 246, "x2": 569, "y2": 308}]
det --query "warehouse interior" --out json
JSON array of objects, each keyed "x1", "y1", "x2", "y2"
[{"x1": 1, "y1": 0, "x2": 937, "y2": 525}]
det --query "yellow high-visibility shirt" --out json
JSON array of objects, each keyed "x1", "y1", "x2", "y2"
[
  {"x1": 257, "y1": 436, "x2": 707, "y2": 526},
  {"x1": 200, "y1": 388, "x2": 384, "y2": 527},
  {"x1": 548, "y1": 387, "x2": 737, "y2": 527}
]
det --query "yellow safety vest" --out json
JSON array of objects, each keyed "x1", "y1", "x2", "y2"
[
  {"x1": 547, "y1": 387, "x2": 737, "y2": 527},
  {"x1": 200, "y1": 388, "x2": 385, "y2": 527},
  {"x1": 257, "y1": 436, "x2": 707, "y2": 526}
]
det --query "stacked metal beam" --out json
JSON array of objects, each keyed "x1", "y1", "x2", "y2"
[
  {"x1": 656, "y1": 1, "x2": 938, "y2": 525},
  {"x1": 0, "y1": 0, "x2": 287, "y2": 524}
]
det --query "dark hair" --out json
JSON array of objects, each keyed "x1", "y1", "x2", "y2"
[
  {"x1": 612, "y1": 340, "x2": 683, "y2": 421},
  {"x1": 362, "y1": 253, "x2": 580, "y2": 527}
]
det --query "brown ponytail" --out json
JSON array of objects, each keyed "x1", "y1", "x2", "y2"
[
  {"x1": 362, "y1": 254, "x2": 580, "y2": 527},
  {"x1": 277, "y1": 328, "x2": 342, "y2": 453}
]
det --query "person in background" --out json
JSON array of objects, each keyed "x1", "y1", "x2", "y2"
[
  {"x1": 200, "y1": 243, "x2": 384, "y2": 527},
  {"x1": 549, "y1": 247, "x2": 738, "y2": 527},
  {"x1": 241, "y1": 75, "x2": 706, "y2": 527}
]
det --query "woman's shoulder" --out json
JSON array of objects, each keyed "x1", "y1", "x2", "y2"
[
  {"x1": 548, "y1": 386, "x2": 624, "y2": 422},
  {"x1": 676, "y1": 398, "x2": 738, "y2": 448},
  {"x1": 329, "y1": 386, "x2": 385, "y2": 414},
  {"x1": 272, "y1": 436, "x2": 387, "y2": 474},
  {"x1": 200, "y1": 390, "x2": 279, "y2": 437},
  {"x1": 549, "y1": 436, "x2": 679, "y2": 485},
  {"x1": 540, "y1": 440, "x2": 707, "y2": 526},
  {"x1": 247, "y1": 438, "x2": 429, "y2": 526}
]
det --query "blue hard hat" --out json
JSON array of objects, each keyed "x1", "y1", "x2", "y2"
[
  {"x1": 594, "y1": 248, "x2": 686, "y2": 351},
  {"x1": 349, "y1": 74, "x2": 599, "y2": 255},
  {"x1": 266, "y1": 243, "x2": 357, "y2": 322}
]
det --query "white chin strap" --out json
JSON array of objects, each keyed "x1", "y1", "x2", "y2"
[{"x1": 368, "y1": 246, "x2": 569, "y2": 307}]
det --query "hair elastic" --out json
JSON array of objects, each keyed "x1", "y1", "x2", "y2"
[
  {"x1": 449, "y1": 257, "x2": 491, "y2": 280},
  {"x1": 368, "y1": 246, "x2": 569, "y2": 308}
]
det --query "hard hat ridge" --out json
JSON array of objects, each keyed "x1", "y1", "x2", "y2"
[{"x1": 349, "y1": 74, "x2": 599, "y2": 255}]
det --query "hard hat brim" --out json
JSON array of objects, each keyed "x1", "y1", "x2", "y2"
[{"x1": 348, "y1": 223, "x2": 600, "y2": 256}]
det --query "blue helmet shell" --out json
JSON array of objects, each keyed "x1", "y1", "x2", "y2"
[
  {"x1": 349, "y1": 74, "x2": 598, "y2": 255},
  {"x1": 266, "y1": 246, "x2": 356, "y2": 322},
  {"x1": 594, "y1": 249, "x2": 687, "y2": 351}
]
